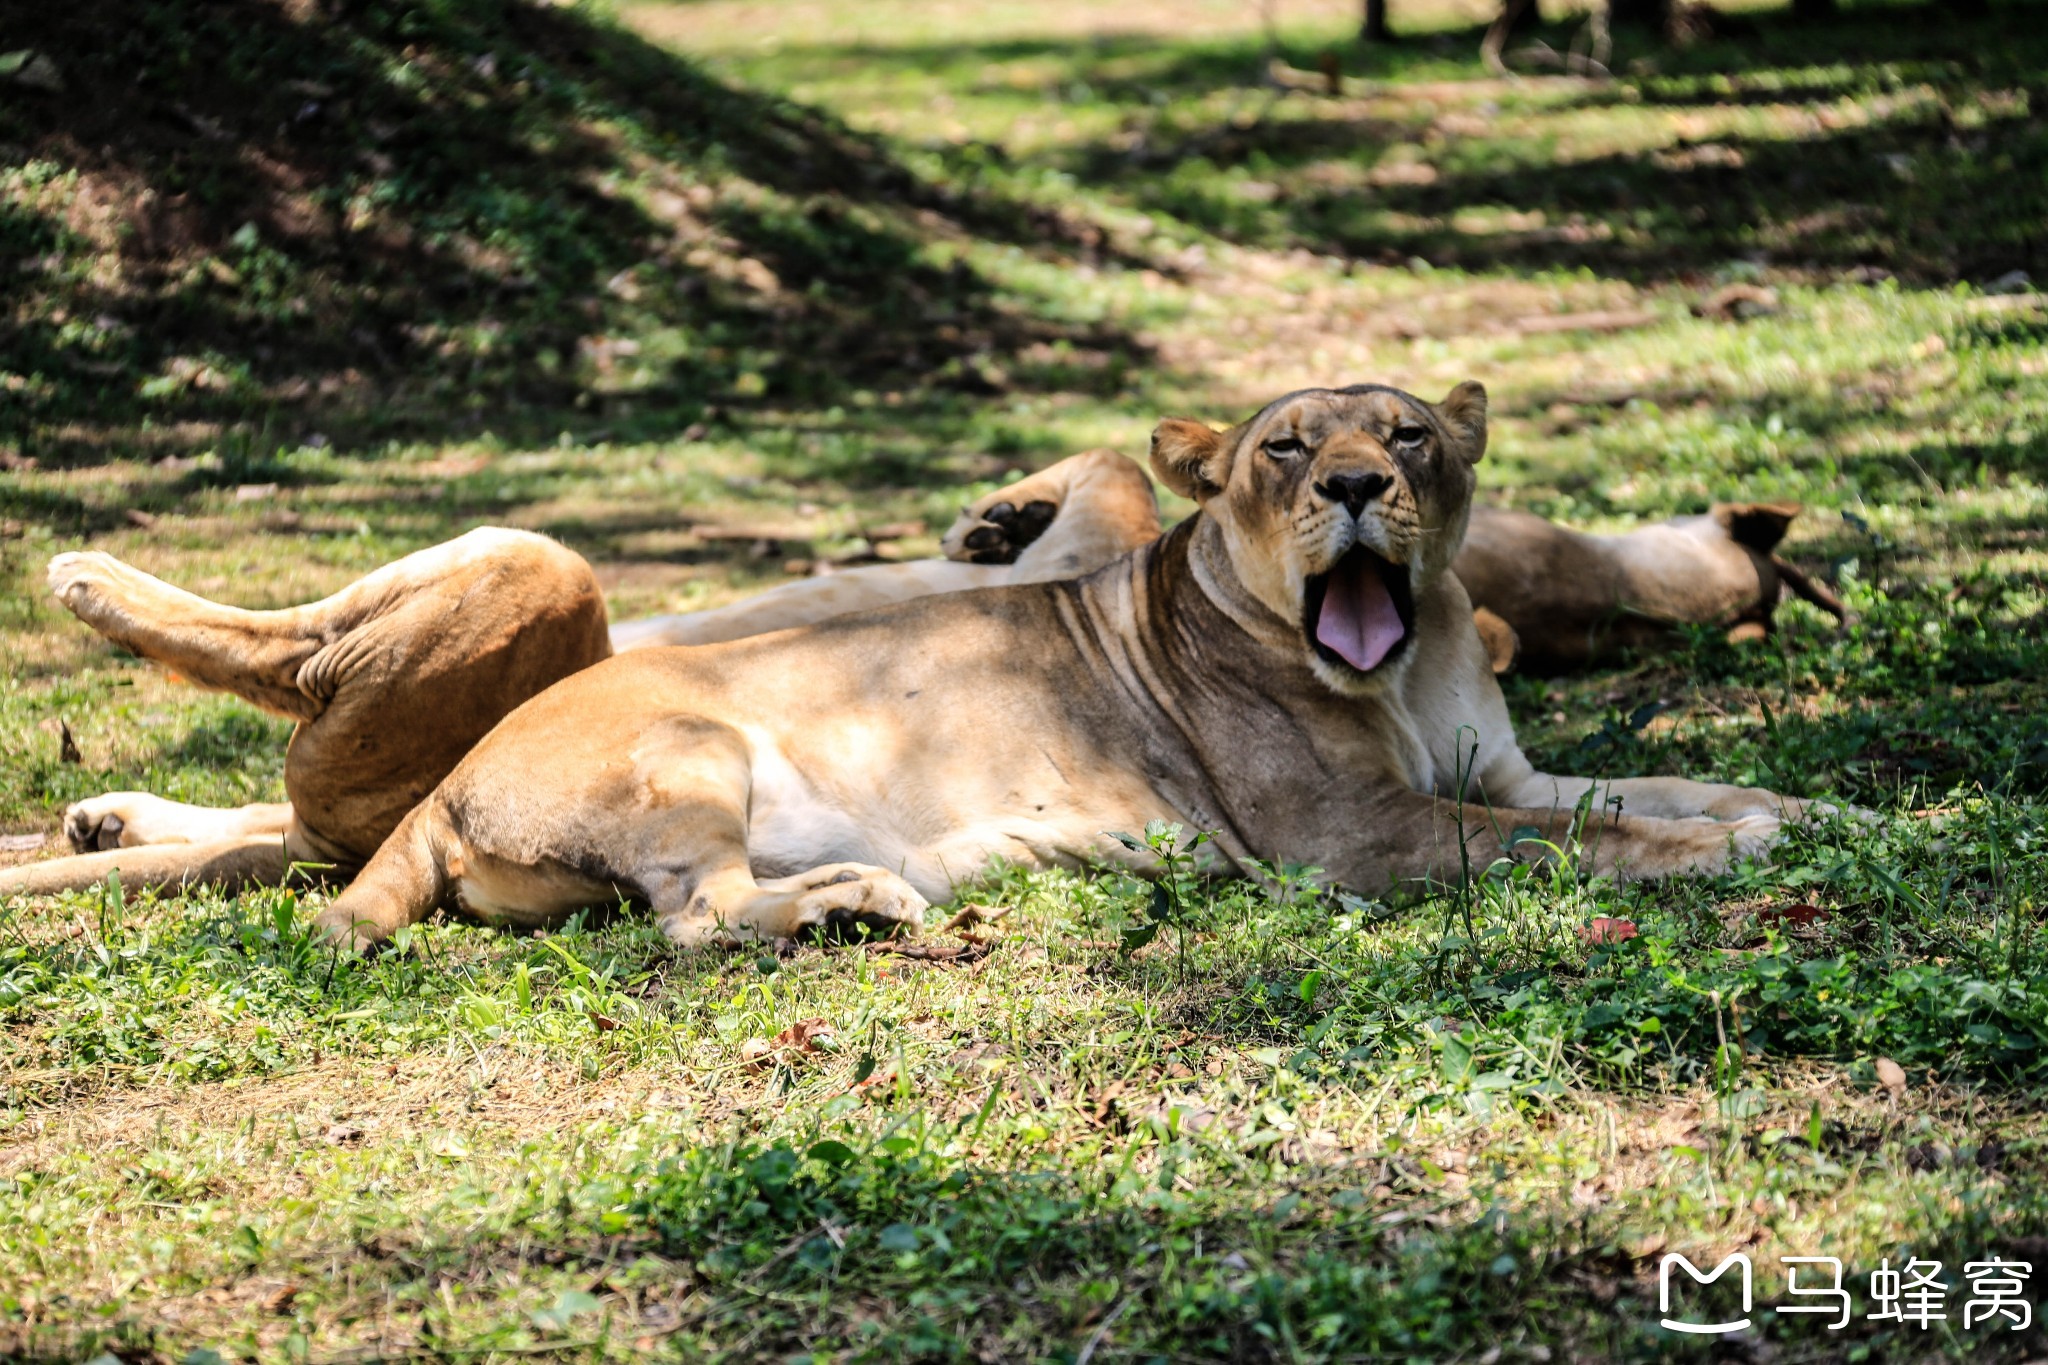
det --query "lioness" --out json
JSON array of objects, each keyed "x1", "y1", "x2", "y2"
[
  {"x1": 0, "y1": 401, "x2": 1837, "y2": 906},
  {"x1": 287, "y1": 382, "x2": 1800, "y2": 950},
  {"x1": 1, "y1": 450, "x2": 1159, "y2": 899}
]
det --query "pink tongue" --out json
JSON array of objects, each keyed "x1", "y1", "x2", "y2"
[{"x1": 1315, "y1": 557, "x2": 1406, "y2": 671}]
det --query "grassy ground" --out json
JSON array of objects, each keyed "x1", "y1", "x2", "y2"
[{"x1": 4, "y1": 0, "x2": 2048, "y2": 1359}]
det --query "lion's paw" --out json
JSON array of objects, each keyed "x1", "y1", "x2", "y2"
[
  {"x1": 940, "y1": 495, "x2": 1059, "y2": 565},
  {"x1": 657, "y1": 866, "x2": 929, "y2": 950},
  {"x1": 48, "y1": 551, "x2": 116, "y2": 612},
  {"x1": 65, "y1": 794, "x2": 145, "y2": 852},
  {"x1": 1620, "y1": 813, "x2": 1780, "y2": 880},
  {"x1": 1719, "y1": 812, "x2": 1782, "y2": 866},
  {"x1": 785, "y1": 864, "x2": 928, "y2": 942},
  {"x1": 47, "y1": 550, "x2": 150, "y2": 635},
  {"x1": 310, "y1": 903, "x2": 391, "y2": 955},
  {"x1": 1705, "y1": 790, "x2": 1877, "y2": 828}
]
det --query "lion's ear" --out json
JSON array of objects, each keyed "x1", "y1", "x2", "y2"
[
  {"x1": 1712, "y1": 502, "x2": 1802, "y2": 554},
  {"x1": 1472, "y1": 606, "x2": 1519, "y2": 676},
  {"x1": 1436, "y1": 382, "x2": 1488, "y2": 463},
  {"x1": 1150, "y1": 419, "x2": 1230, "y2": 501}
]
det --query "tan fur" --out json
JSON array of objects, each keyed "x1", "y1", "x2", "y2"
[
  {"x1": 24, "y1": 528, "x2": 613, "y2": 894},
  {"x1": 1, "y1": 453, "x2": 1162, "y2": 899},
  {"x1": 292, "y1": 381, "x2": 1808, "y2": 952},
  {"x1": 0, "y1": 434, "x2": 1832, "y2": 906},
  {"x1": 1454, "y1": 501, "x2": 1845, "y2": 673},
  {"x1": 608, "y1": 448, "x2": 1160, "y2": 650}
]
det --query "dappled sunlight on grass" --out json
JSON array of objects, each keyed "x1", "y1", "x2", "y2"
[{"x1": 2, "y1": 0, "x2": 2047, "y2": 1358}]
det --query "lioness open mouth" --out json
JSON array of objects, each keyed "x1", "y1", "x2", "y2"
[{"x1": 1305, "y1": 545, "x2": 1415, "y2": 674}]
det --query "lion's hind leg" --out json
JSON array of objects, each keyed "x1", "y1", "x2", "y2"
[
  {"x1": 940, "y1": 448, "x2": 1161, "y2": 579},
  {"x1": 313, "y1": 800, "x2": 928, "y2": 953},
  {"x1": 312, "y1": 803, "x2": 456, "y2": 952},
  {"x1": 48, "y1": 551, "x2": 329, "y2": 720},
  {"x1": 313, "y1": 698, "x2": 928, "y2": 952}
]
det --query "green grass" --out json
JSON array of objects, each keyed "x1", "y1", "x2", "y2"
[{"x1": 4, "y1": 0, "x2": 2048, "y2": 1359}]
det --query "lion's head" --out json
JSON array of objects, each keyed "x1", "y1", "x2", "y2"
[{"x1": 1150, "y1": 382, "x2": 1487, "y2": 694}]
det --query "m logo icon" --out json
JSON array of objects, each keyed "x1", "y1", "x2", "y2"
[{"x1": 1660, "y1": 1252, "x2": 1753, "y2": 1334}]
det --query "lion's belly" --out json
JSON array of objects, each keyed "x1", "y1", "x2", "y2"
[{"x1": 741, "y1": 728, "x2": 1167, "y2": 900}]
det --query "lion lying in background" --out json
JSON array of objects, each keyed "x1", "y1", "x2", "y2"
[
  {"x1": 1, "y1": 407, "x2": 1839, "y2": 905},
  {"x1": 611, "y1": 451, "x2": 1842, "y2": 675}
]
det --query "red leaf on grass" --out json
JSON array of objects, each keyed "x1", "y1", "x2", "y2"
[
  {"x1": 1578, "y1": 917, "x2": 1639, "y2": 945},
  {"x1": 1757, "y1": 902, "x2": 1827, "y2": 928},
  {"x1": 742, "y1": 1017, "x2": 838, "y2": 1071}
]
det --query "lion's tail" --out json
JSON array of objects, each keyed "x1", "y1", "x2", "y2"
[
  {"x1": 1772, "y1": 554, "x2": 1850, "y2": 624},
  {"x1": 0, "y1": 837, "x2": 295, "y2": 900}
]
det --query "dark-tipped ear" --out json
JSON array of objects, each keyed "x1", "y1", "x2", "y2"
[
  {"x1": 1436, "y1": 381, "x2": 1488, "y2": 462},
  {"x1": 1712, "y1": 501, "x2": 1802, "y2": 554},
  {"x1": 1150, "y1": 419, "x2": 1230, "y2": 501}
]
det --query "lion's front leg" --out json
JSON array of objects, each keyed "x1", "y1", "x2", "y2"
[
  {"x1": 1337, "y1": 791, "x2": 1782, "y2": 893},
  {"x1": 653, "y1": 863, "x2": 927, "y2": 947},
  {"x1": 1496, "y1": 771, "x2": 1816, "y2": 824}
]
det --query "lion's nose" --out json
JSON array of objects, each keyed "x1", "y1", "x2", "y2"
[{"x1": 1314, "y1": 470, "x2": 1393, "y2": 517}]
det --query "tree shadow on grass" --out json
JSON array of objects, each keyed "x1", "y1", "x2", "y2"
[
  {"x1": 1028, "y1": 1, "x2": 2048, "y2": 282},
  {"x1": 0, "y1": 0, "x2": 1150, "y2": 477}
]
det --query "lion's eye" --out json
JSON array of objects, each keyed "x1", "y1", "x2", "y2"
[
  {"x1": 1391, "y1": 425, "x2": 1429, "y2": 448},
  {"x1": 1265, "y1": 435, "x2": 1307, "y2": 458}
]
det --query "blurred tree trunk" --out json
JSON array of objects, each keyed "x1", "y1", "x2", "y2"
[
  {"x1": 1362, "y1": 0, "x2": 1393, "y2": 43},
  {"x1": 1607, "y1": 0, "x2": 1669, "y2": 30}
]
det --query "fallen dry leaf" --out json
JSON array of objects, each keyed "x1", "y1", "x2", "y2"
[
  {"x1": 588, "y1": 1011, "x2": 621, "y2": 1033},
  {"x1": 1876, "y1": 1056, "x2": 1908, "y2": 1096},
  {"x1": 938, "y1": 902, "x2": 1011, "y2": 935},
  {"x1": 743, "y1": 1016, "x2": 839, "y2": 1070},
  {"x1": 1578, "y1": 917, "x2": 1639, "y2": 945},
  {"x1": 1758, "y1": 902, "x2": 1827, "y2": 928},
  {"x1": 259, "y1": 1283, "x2": 300, "y2": 1315},
  {"x1": 775, "y1": 1017, "x2": 837, "y2": 1051}
]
